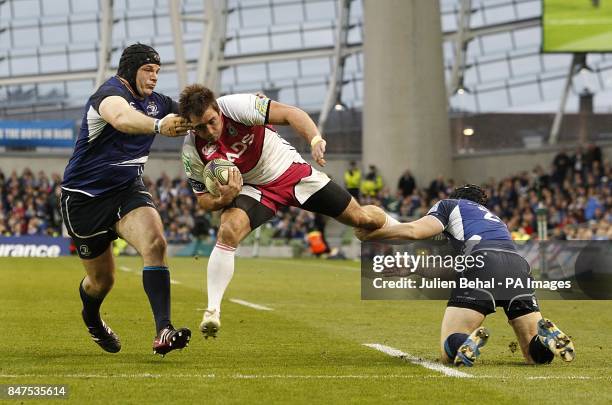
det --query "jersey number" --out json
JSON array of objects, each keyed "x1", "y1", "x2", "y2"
[
  {"x1": 226, "y1": 134, "x2": 254, "y2": 163},
  {"x1": 477, "y1": 206, "x2": 501, "y2": 223}
]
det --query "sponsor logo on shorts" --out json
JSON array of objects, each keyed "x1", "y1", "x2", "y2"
[{"x1": 79, "y1": 245, "x2": 91, "y2": 257}]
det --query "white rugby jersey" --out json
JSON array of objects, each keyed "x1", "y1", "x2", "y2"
[{"x1": 181, "y1": 94, "x2": 306, "y2": 194}]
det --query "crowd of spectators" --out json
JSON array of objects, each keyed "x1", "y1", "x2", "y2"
[
  {"x1": 1, "y1": 143, "x2": 609, "y2": 242},
  {"x1": 0, "y1": 168, "x2": 63, "y2": 237},
  {"x1": 0, "y1": 169, "x2": 213, "y2": 243},
  {"x1": 0, "y1": 168, "x2": 317, "y2": 244},
  {"x1": 347, "y1": 143, "x2": 611, "y2": 241}
]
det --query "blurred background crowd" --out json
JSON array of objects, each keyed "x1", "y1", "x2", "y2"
[
  {"x1": 1, "y1": 143, "x2": 609, "y2": 242},
  {"x1": 347, "y1": 143, "x2": 611, "y2": 241}
]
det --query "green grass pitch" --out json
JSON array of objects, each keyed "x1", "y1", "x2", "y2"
[
  {"x1": 1, "y1": 257, "x2": 611, "y2": 403},
  {"x1": 543, "y1": 0, "x2": 612, "y2": 52}
]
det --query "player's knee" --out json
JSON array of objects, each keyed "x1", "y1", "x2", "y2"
[
  {"x1": 350, "y1": 206, "x2": 380, "y2": 229},
  {"x1": 440, "y1": 350, "x2": 452, "y2": 364},
  {"x1": 151, "y1": 235, "x2": 168, "y2": 255},
  {"x1": 142, "y1": 234, "x2": 167, "y2": 259},
  {"x1": 217, "y1": 220, "x2": 245, "y2": 247},
  {"x1": 89, "y1": 272, "x2": 114, "y2": 293}
]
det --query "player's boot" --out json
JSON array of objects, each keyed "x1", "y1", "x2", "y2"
[
  {"x1": 537, "y1": 318, "x2": 575, "y2": 362},
  {"x1": 85, "y1": 316, "x2": 121, "y2": 353},
  {"x1": 152, "y1": 324, "x2": 192, "y2": 357},
  {"x1": 199, "y1": 309, "x2": 220, "y2": 339},
  {"x1": 454, "y1": 327, "x2": 490, "y2": 367}
]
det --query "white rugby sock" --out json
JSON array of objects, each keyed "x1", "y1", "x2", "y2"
[
  {"x1": 384, "y1": 212, "x2": 400, "y2": 227},
  {"x1": 207, "y1": 242, "x2": 236, "y2": 313}
]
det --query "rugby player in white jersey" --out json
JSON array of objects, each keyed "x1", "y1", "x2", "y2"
[{"x1": 178, "y1": 84, "x2": 398, "y2": 338}]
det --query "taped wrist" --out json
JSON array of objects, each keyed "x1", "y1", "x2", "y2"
[{"x1": 310, "y1": 135, "x2": 323, "y2": 148}]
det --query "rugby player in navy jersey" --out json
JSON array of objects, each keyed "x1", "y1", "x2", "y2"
[
  {"x1": 357, "y1": 185, "x2": 575, "y2": 367},
  {"x1": 61, "y1": 44, "x2": 192, "y2": 356}
]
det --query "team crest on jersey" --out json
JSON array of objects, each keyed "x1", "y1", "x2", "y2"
[
  {"x1": 146, "y1": 102, "x2": 159, "y2": 116},
  {"x1": 228, "y1": 124, "x2": 238, "y2": 136},
  {"x1": 203, "y1": 143, "x2": 218, "y2": 157}
]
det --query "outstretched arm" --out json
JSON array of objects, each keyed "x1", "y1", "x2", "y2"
[
  {"x1": 267, "y1": 101, "x2": 326, "y2": 167},
  {"x1": 99, "y1": 96, "x2": 191, "y2": 136},
  {"x1": 356, "y1": 215, "x2": 444, "y2": 241}
]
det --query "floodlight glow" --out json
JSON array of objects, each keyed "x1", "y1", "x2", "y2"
[{"x1": 463, "y1": 127, "x2": 474, "y2": 136}]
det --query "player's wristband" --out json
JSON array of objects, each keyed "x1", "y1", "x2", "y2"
[
  {"x1": 153, "y1": 119, "x2": 161, "y2": 134},
  {"x1": 310, "y1": 135, "x2": 324, "y2": 147}
]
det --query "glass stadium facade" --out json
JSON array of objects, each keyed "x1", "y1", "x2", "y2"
[{"x1": 1, "y1": 0, "x2": 612, "y2": 149}]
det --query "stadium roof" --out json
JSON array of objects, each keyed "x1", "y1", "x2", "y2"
[{"x1": 1, "y1": 0, "x2": 612, "y2": 117}]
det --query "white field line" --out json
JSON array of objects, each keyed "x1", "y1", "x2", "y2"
[
  {"x1": 363, "y1": 343, "x2": 472, "y2": 379},
  {"x1": 229, "y1": 298, "x2": 273, "y2": 311},
  {"x1": 118, "y1": 265, "x2": 180, "y2": 285},
  {"x1": 525, "y1": 376, "x2": 603, "y2": 380}
]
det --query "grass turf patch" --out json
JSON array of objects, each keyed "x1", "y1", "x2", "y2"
[{"x1": 1, "y1": 257, "x2": 611, "y2": 403}]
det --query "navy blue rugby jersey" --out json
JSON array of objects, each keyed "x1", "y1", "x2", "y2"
[
  {"x1": 426, "y1": 199, "x2": 516, "y2": 254},
  {"x1": 62, "y1": 76, "x2": 178, "y2": 196}
]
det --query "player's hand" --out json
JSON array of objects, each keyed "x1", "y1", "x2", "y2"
[
  {"x1": 159, "y1": 114, "x2": 191, "y2": 137},
  {"x1": 311, "y1": 138, "x2": 326, "y2": 167},
  {"x1": 215, "y1": 168, "x2": 242, "y2": 204}
]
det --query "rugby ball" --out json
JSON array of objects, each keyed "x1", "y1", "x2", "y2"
[{"x1": 203, "y1": 158, "x2": 237, "y2": 197}]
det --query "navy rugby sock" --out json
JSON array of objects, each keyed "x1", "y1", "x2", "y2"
[
  {"x1": 444, "y1": 333, "x2": 469, "y2": 359},
  {"x1": 529, "y1": 335, "x2": 554, "y2": 364},
  {"x1": 143, "y1": 266, "x2": 171, "y2": 333},
  {"x1": 79, "y1": 280, "x2": 103, "y2": 327}
]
